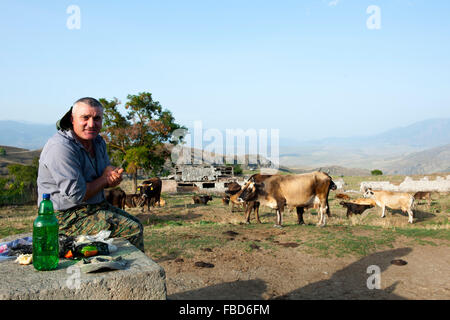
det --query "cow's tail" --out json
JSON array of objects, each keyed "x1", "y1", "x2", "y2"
[
  {"x1": 410, "y1": 195, "x2": 416, "y2": 210},
  {"x1": 325, "y1": 179, "x2": 337, "y2": 217}
]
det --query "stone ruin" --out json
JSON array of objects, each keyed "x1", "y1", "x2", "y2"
[
  {"x1": 162, "y1": 164, "x2": 243, "y2": 193},
  {"x1": 360, "y1": 175, "x2": 450, "y2": 193}
]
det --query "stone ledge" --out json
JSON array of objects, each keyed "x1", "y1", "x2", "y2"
[{"x1": 0, "y1": 233, "x2": 167, "y2": 300}]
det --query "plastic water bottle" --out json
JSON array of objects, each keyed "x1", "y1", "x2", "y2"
[{"x1": 33, "y1": 193, "x2": 59, "y2": 271}]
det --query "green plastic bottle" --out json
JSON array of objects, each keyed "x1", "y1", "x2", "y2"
[{"x1": 32, "y1": 193, "x2": 59, "y2": 271}]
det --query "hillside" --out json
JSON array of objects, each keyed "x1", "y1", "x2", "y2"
[
  {"x1": 0, "y1": 121, "x2": 55, "y2": 150},
  {"x1": 0, "y1": 145, "x2": 42, "y2": 176},
  {"x1": 279, "y1": 118, "x2": 450, "y2": 173},
  {"x1": 289, "y1": 165, "x2": 371, "y2": 176},
  {"x1": 1, "y1": 118, "x2": 449, "y2": 176},
  {"x1": 383, "y1": 144, "x2": 450, "y2": 175}
]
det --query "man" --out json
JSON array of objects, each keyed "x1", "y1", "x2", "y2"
[{"x1": 37, "y1": 97, "x2": 144, "y2": 251}]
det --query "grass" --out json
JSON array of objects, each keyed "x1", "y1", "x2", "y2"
[{"x1": 1, "y1": 174, "x2": 449, "y2": 260}]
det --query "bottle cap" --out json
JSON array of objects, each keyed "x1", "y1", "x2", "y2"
[{"x1": 43, "y1": 193, "x2": 50, "y2": 200}]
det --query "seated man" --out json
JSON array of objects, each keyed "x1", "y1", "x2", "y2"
[{"x1": 37, "y1": 97, "x2": 144, "y2": 251}]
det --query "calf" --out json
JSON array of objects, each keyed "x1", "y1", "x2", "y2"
[
  {"x1": 222, "y1": 195, "x2": 230, "y2": 205},
  {"x1": 225, "y1": 182, "x2": 246, "y2": 213},
  {"x1": 413, "y1": 191, "x2": 432, "y2": 206},
  {"x1": 124, "y1": 193, "x2": 146, "y2": 209},
  {"x1": 340, "y1": 201, "x2": 374, "y2": 217},
  {"x1": 104, "y1": 187, "x2": 126, "y2": 209},
  {"x1": 155, "y1": 198, "x2": 166, "y2": 207},
  {"x1": 193, "y1": 195, "x2": 213, "y2": 205},
  {"x1": 363, "y1": 188, "x2": 415, "y2": 223},
  {"x1": 336, "y1": 193, "x2": 351, "y2": 200}
]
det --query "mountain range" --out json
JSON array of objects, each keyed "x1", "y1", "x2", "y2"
[{"x1": 0, "y1": 118, "x2": 449, "y2": 175}]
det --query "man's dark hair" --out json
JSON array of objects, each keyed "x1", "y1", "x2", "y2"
[{"x1": 73, "y1": 97, "x2": 103, "y2": 108}]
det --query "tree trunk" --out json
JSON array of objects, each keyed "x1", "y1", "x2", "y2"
[{"x1": 133, "y1": 172, "x2": 138, "y2": 194}]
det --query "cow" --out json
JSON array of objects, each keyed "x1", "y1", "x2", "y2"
[
  {"x1": 225, "y1": 182, "x2": 242, "y2": 195},
  {"x1": 124, "y1": 193, "x2": 146, "y2": 209},
  {"x1": 222, "y1": 195, "x2": 230, "y2": 205},
  {"x1": 155, "y1": 198, "x2": 166, "y2": 207},
  {"x1": 238, "y1": 171, "x2": 337, "y2": 227},
  {"x1": 104, "y1": 187, "x2": 126, "y2": 209},
  {"x1": 335, "y1": 193, "x2": 351, "y2": 200},
  {"x1": 340, "y1": 201, "x2": 374, "y2": 217},
  {"x1": 413, "y1": 191, "x2": 432, "y2": 206},
  {"x1": 363, "y1": 187, "x2": 415, "y2": 223},
  {"x1": 242, "y1": 174, "x2": 274, "y2": 224},
  {"x1": 225, "y1": 182, "x2": 246, "y2": 212},
  {"x1": 193, "y1": 195, "x2": 213, "y2": 205},
  {"x1": 139, "y1": 177, "x2": 162, "y2": 212}
]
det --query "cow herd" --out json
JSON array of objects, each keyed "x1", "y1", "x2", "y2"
[
  {"x1": 105, "y1": 172, "x2": 436, "y2": 227},
  {"x1": 104, "y1": 177, "x2": 163, "y2": 212}
]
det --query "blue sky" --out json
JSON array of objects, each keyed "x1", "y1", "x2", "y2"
[{"x1": 0, "y1": 0, "x2": 449, "y2": 141}]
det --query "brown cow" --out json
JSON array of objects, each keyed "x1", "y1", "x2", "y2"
[
  {"x1": 193, "y1": 195, "x2": 213, "y2": 205},
  {"x1": 104, "y1": 187, "x2": 126, "y2": 209},
  {"x1": 336, "y1": 193, "x2": 351, "y2": 200},
  {"x1": 225, "y1": 182, "x2": 246, "y2": 212},
  {"x1": 340, "y1": 201, "x2": 374, "y2": 217},
  {"x1": 363, "y1": 188, "x2": 415, "y2": 223},
  {"x1": 124, "y1": 193, "x2": 146, "y2": 208},
  {"x1": 413, "y1": 191, "x2": 432, "y2": 206},
  {"x1": 238, "y1": 171, "x2": 336, "y2": 227},
  {"x1": 222, "y1": 195, "x2": 230, "y2": 205},
  {"x1": 242, "y1": 174, "x2": 274, "y2": 224}
]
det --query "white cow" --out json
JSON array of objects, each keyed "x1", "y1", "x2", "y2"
[{"x1": 363, "y1": 188, "x2": 415, "y2": 223}]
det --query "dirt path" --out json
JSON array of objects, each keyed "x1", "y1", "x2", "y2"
[{"x1": 156, "y1": 236, "x2": 450, "y2": 300}]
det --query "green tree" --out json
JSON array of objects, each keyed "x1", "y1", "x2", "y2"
[
  {"x1": 2, "y1": 157, "x2": 39, "y2": 204},
  {"x1": 0, "y1": 147, "x2": 6, "y2": 155},
  {"x1": 371, "y1": 169, "x2": 383, "y2": 176},
  {"x1": 101, "y1": 92, "x2": 186, "y2": 192}
]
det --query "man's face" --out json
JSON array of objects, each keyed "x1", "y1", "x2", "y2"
[{"x1": 71, "y1": 102, "x2": 103, "y2": 142}]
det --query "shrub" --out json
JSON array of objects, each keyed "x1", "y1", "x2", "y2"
[{"x1": 371, "y1": 169, "x2": 383, "y2": 176}]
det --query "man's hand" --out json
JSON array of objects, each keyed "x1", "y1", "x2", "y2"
[
  {"x1": 83, "y1": 166, "x2": 124, "y2": 201},
  {"x1": 103, "y1": 166, "x2": 124, "y2": 188}
]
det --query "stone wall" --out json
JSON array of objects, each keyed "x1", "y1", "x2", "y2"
[{"x1": 360, "y1": 175, "x2": 450, "y2": 193}]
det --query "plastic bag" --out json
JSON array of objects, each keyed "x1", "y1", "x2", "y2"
[
  {"x1": 0, "y1": 236, "x2": 33, "y2": 261},
  {"x1": 74, "y1": 230, "x2": 117, "y2": 253}
]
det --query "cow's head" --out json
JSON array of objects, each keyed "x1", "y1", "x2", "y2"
[
  {"x1": 329, "y1": 180, "x2": 337, "y2": 191},
  {"x1": 238, "y1": 181, "x2": 264, "y2": 202},
  {"x1": 140, "y1": 182, "x2": 154, "y2": 195},
  {"x1": 363, "y1": 187, "x2": 375, "y2": 198}
]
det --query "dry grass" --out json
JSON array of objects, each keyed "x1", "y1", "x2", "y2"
[{"x1": 1, "y1": 175, "x2": 449, "y2": 258}]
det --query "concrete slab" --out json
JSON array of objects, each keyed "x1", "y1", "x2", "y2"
[{"x1": 0, "y1": 233, "x2": 167, "y2": 300}]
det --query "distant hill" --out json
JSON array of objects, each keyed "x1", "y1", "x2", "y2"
[
  {"x1": 1, "y1": 118, "x2": 449, "y2": 175},
  {"x1": 282, "y1": 118, "x2": 450, "y2": 149},
  {"x1": 290, "y1": 165, "x2": 371, "y2": 177},
  {"x1": 279, "y1": 118, "x2": 450, "y2": 173},
  {"x1": 0, "y1": 120, "x2": 55, "y2": 150},
  {"x1": 0, "y1": 145, "x2": 42, "y2": 176},
  {"x1": 383, "y1": 144, "x2": 450, "y2": 175}
]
